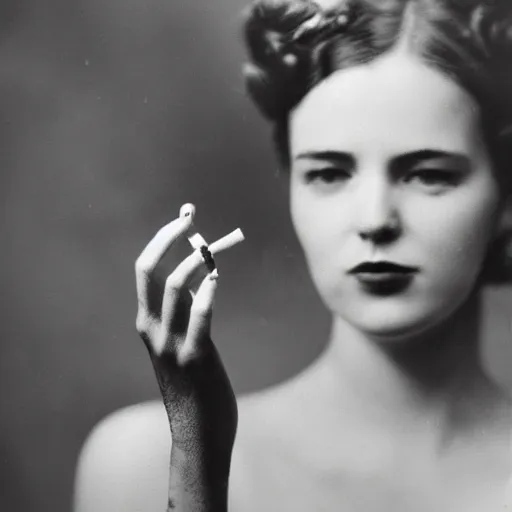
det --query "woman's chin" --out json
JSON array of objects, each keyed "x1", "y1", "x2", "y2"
[
  {"x1": 338, "y1": 300, "x2": 456, "y2": 345},
  {"x1": 354, "y1": 317, "x2": 432, "y2": 344},
  {"x1": 322, "y1": 273, "x2": 479, "y2": 342},
  {"x1": 358, "y1": 319, "x2": 435, "y2": 344}
]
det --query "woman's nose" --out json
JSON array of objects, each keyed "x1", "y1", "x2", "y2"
[{"x1": 356, "y1": 179, "x2": 401, "y2": 243}]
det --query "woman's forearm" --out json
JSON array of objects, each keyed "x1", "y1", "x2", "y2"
[
  {"x1": 134, "y1": 206, "x2": 239, "y2": 512},
  {"x1": 167, "y1": 442, "x2": 231, "y2": 512}
]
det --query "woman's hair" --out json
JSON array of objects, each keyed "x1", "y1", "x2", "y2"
[{"x1": 241, "y1": 0, "x2": 512, "y2": 285}]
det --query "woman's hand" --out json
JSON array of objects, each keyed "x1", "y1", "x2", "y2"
[{"x1": 135, "y1": 205, "x2": 238, "y2": 511}]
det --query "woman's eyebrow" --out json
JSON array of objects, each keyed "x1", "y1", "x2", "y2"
[
  {"x1": 392, "y1": 149, "x2": 471, "y2": 170},
  {"x1": 294, "y1": 150, "x2": 354, "y2": 162},
  {"x1": 295, "y1": 149, "x2": 470, "y2": 167}
]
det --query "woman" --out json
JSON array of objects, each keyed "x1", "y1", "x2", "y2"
[{"x1": 73, "y1": 0, "x2": 512, "y2": 510}]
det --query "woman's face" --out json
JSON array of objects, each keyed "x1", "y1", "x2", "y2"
[{"x1": 289, "y1": 52, "x2": 503, "y2": 341}]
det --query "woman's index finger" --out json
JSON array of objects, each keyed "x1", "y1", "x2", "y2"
[{"x1": 136, "y1": 215, "x2": 194, "y2": 273}]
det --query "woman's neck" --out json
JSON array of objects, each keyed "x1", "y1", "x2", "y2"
[{"x1": 300, "y1": 288, "x2": 508, "y2": 451}]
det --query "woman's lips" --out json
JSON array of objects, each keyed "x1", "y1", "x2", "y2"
[
  {"x1": 348, "y1": 261, "x2": 419, "y2": 274},
  {"x1": 352, "y1": 270, "x2": 418, "y2": 295},
  {"x1": 354, "y1": 270, "x2": 417, "y2": 282}
]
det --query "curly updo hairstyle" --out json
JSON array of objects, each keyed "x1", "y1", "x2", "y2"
[{"x1": 241, "y1": 0, "x2": 512, "y2": 285}]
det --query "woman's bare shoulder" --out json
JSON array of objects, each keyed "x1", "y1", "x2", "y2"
[
  {"x1": 76, "y1": 391, "x2": 277, "y2": 463},
  {"x1": 72, "y1": 394, "x2": 281, "y2": 512},
  {"x1": 73, "y1": 400, "x2": 173, "y2": 512},
  {"x1": 77, "y1": 400, "x2": 172, "y2": 468}
]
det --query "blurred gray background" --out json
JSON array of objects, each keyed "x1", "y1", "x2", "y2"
[{"x1": 1, "y1": 1, "x2": 511, "y2": 511}]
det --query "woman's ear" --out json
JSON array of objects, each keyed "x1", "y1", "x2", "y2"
[
  {"x1": 491, "y1": 192, "x2": 512, "y2": 242},
  {"x1": 479, "y1": 197, "x2": 512, "y2": 286}
]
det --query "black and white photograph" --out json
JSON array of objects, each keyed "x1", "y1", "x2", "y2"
[{"x1": 2, "y1": 1, "x2": 512, "y2": 511}]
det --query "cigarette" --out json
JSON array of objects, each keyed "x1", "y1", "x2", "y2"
[
  {"x1": 209, "y1": 228, "x2": 245, "y2": 255},
  {"x1": 188, "y1": 231, "x2": 208, "y2": 250},
  {"x1": 179, "y1": 202, "x2": 245, "y2": 255}
]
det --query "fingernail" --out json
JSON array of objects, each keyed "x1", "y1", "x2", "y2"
[
  {"x1": 179, "y1": 203, "x2": 195, "y2": 219},
  {"x1": 209, "y1": 269, "x2": 219, "y2": 281}
]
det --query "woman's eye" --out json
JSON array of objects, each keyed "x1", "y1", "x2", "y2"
[
  {"x1": 305, "y1": 168, "x2": 349, "y2": 184},
  {"x1": 408, "y1": 169, "x2": 459, "y2": 187}
]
